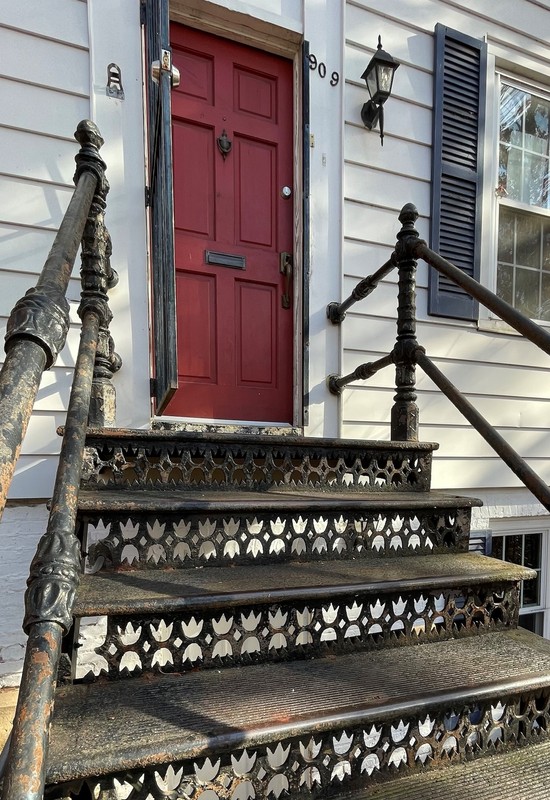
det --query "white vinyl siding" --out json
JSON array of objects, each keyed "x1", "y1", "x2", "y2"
[
  {"x1": 341, "y1": 0, "x2": 550, "y2": 492},
  {"x1": 0, "y1": 0, "x2": 90, "y2": 498}
]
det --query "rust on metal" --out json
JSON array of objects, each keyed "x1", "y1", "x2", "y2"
[
  {"x1": 2, "y1": 120, "x2": 118, "y2": 800},
  {"x1": 0, "y1": 121, "x2": 106, "y2": 519}
]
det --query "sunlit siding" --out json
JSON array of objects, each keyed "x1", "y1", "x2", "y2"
[
  {"x1": 0, "y1": 0, "x2": 90, "y2": 497},
  {"x1": 342, "y1": 0, "x2": 550, "y2": 490}
]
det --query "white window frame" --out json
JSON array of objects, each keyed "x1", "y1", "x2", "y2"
[
  {"x1": 490, "y1": 517, "x2": 550, "y2": 639},
  {"x1": 479, "y1": 60, "x2": 550, "y2": 333}
]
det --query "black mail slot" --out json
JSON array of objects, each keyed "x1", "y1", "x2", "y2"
[{"x1": 205, "y1": 250, "x2": 246, "y2": 269}]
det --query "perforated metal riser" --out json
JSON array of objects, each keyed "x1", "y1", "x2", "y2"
[
  {"x1": 76, "y1": 582, "x2": 518, "y2": 680},
  {"x1": 56, "y1": 688, "x2": 550, "y2": 800},
  {"x1": 81, "y1": 440, "x2": 432, "y2": 492},
  {"x1": 85, "y1": 506, "x2": 471, "y2": 570}
]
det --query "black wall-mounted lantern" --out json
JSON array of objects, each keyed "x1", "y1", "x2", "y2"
[{"x1": 360, "y1": 36, "x2": 399, "y2": 145}]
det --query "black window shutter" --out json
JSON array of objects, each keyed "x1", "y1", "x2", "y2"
[
  {"x1": 429, "y1": 24, "x2": 487, "y2": 319},
  {"x1": 143, "y1": 0, "x2": 178, "y2": 412}
]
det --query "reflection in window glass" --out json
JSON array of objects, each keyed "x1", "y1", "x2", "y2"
[
  {"x1": 497, "y1": 82, "x2": 550, "y2": 320},
  {"x1": 499, "y1": 84, "x2": 549, "y2": 208}
]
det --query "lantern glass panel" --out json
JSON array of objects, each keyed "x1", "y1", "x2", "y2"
[
  {"x1": 366, "y1": 70, "x2": 378, "y2": 99},
  {"x1": 377, "y1": 64, "x2": 394, "y2": 95}
]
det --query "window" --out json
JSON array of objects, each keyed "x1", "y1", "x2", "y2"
[
  {"x1": 491, "y1": 529, "x2": 545, "y2": 635},
  {"x1": 496, "y1": 80, "x2": 550, "y2": 321}
]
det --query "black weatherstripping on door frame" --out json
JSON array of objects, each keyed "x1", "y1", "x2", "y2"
[
  {"x1": 429, "y1": 24, "x2": 487, "y2": 320},
  {"x1": 142, "y1": 0, "x2": 178, "y2": 412}
]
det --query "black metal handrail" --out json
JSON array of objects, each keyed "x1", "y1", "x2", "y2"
[
  {"x1": 327, "y1": 203, "x2": 550, "y2": 513},
  {"x1": 0, "y1": 121, "x2": 120, "y2": 800},
  {"x1": 326, "y1": 254, "x2": 397, "y2": 324}
]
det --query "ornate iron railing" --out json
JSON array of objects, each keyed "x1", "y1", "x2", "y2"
[
  {"x1": 327, "y1": 203, "x2": 550, "y2": 512},
  {"x1": 0, "y1": 121, "x2": 120, "y2": 800}
]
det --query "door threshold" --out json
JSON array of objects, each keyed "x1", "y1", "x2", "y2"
[{"x1": 152, "y1": 417, "x2": 303, "y2": 436}]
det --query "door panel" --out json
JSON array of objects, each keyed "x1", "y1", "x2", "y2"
[
  {"x1": 164, "y1": 24, "x2": 294, "y2": 422},
  {"x1": 173, "y1": 121, "x2": 215, "y2": 237}
]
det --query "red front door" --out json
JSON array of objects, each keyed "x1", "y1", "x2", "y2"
[{"x1": 164, "y1": 25, "x2": 295, "y2": 422}]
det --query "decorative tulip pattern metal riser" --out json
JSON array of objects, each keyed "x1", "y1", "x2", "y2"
[
  {"x1": 81, "y1": 443, "x2": 432, "y2": 492},
  {"x1": 86, "y1": 508, "x2": 470, "y2": 570},
  {"x1": 79, "y1": 690, "x2": 550, "y2": 800},
  {"x1": 79, "y1": 583, "x2": 518, "y2": 680}
]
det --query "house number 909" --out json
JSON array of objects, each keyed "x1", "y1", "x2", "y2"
[{"x1": 308, "y1": 53, "x2": 339, "y2": 86}]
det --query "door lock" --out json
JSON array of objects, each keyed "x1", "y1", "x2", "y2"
[
  {"x1": 280, "y1": 252, "x2": 293, "y2": 309},
  {"x1": 151, "y1": 50, "x2": 181, "y2": 88}
]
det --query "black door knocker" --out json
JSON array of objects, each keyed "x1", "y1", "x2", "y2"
[{"x1": 217, "y1": 129, "x2": 232, "y2": 160}]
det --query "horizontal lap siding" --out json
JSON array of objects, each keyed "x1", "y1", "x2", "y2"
[
  {"x1": 343, "y1": 0, "x2": 550, "y2": 490},
  {"x1": 0, "y1": 1, "x2": 90, "y2": 498}
]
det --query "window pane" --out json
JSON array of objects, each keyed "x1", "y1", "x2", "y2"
[
  {"x1": 515, "y1": 267, "x2": 539, "y2": 316},
  {"x1": 522, "y1": 575, "x2": 540, "y2": 606},
  {"x1": 492, "y1": 535, "x2": 503, "y2": 560},
  {"x1": 504, "y1": 534, "x2": 522, "y2": 564},
  {"x1": 525, "y1": 100, "x2": 549, "y2": 156},
  {"x1": 524, "y1": 532, "x2": 541, "y2": 568},
  {"x1": 523, "y1": 152, "x2": 550, "y2": 207},
  {"x1": 498, "y1": 207, "x2": 514, "y2": 262},
  {"x1": 539, "y1": 273, "x2": 550, "y2": 319},
  {"x1": 497, "y1": 263, "x2": 513, "y2": 305},
  {"x1": 519, "y1": 612, "x2": 543, "y2": 635},
  {"x1": 499, "y1": 144, "x2": 522, "y2": 201},
  {"x1": 516, "y1": 212, "x2": 541, "y2": 267},
  {"x1": 500, "y1": 85, "x2": 524, "y2": 145},
  {"x1": 544, "y1": 222, "x2": 550, "y2": 270}
]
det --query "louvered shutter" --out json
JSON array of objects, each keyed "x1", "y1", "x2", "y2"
[
  {"x1": 469, "y1": 530, "x2": 492, "y2": 555},
  {"x1": 143, "y1": 0, "x2": 178, "y2": 412},
  {"x1": 429, "y1": 24, "x2": 487, "y2": 319}
]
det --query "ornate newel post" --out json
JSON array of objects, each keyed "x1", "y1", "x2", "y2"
[
  {"x1": 75, "y1": 121, "x2": 121, "y2": 427},
  {"x1": 391, "y1": 203, "x2": 422, "y2": 441}
]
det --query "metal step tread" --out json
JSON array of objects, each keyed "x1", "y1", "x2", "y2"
[
  {"x1": 47, "y1": 629, "x2": 550, "y2": 783},
  {"x1": 77, "y1": 488, "x2": 482, "y2": 512},
  {"x1": 74, "y1": 552, "x2": 533, "y2": 616},
  {"x1": 83, "y1": 427, "x2": 439, "y2": 452},
  {"x1": 353, "y1": 738, "x2": 550, "y2": 799}
]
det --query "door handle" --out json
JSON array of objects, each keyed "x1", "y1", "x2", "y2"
[{"x1": 280, "y1": 252, "x2": 293, "y2": 309}]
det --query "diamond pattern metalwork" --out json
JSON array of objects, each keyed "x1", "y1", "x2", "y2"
[{"x1": 81, "y1": 439, "x2": 433, "y2": 492}]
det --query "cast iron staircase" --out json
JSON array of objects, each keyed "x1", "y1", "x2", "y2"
[
  {"x1": 41, "y1": 430, "x2": 550, "y2": 798},
  {"x1": 3, "y1": 122, "x2": 550, "y2": 798}
]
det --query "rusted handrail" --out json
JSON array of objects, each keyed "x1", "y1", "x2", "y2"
[
  {"x1": 326, "y1": 254, "x2": 397, "y2": 324},
  {"x1": 1, "y1": 121, "x2": 120, "y2": 800},
  {"x1": 1, "y1": 314, "x2": 101, "y2": 800},
  {"x1": 0, "y1": 122, "x2": 106, "y2": 519}
]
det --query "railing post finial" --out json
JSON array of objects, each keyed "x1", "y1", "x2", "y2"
[{"x1": 74, "y1": 119, "x2": 109, "y2": 199}]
